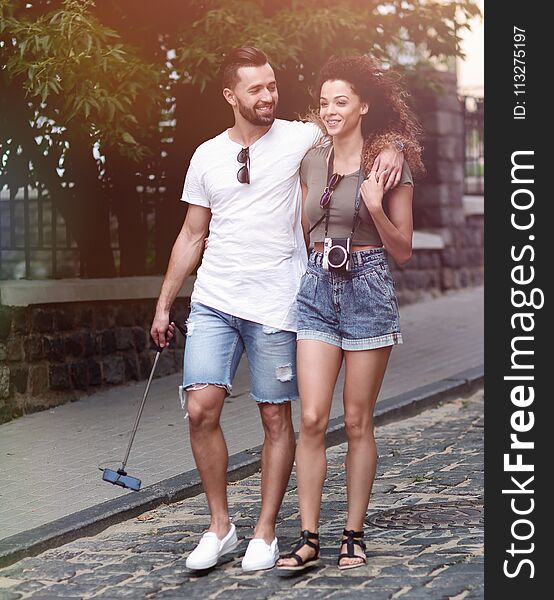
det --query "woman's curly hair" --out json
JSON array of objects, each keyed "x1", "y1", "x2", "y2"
[{"x1": 310, "y1": 55, "x2": 425, "y2": 178}]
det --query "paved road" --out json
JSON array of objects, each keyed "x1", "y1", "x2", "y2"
[
  {"x1": 0, "y1": 287, "x2": 483, "y2": 541},
  {"x1": 0, "y1": 390, "x2": 484, "y2": 599}
]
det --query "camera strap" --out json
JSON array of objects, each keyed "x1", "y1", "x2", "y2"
[
  {"x1": 322, "y1": 148, "x2": 365, "y2": 240},
  {"x1": 308, "y1": 213, "x2": 325, "y2": 235}
]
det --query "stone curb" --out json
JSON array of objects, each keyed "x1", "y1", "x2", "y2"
[{"x1": 0, "y1": 365, "x2": 483, "y2": 569}]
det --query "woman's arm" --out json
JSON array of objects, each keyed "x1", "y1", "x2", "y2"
[{"x1": 360, "y1": 171, "x2": 413, "y2": 266}]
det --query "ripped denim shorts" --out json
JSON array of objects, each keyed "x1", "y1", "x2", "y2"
[{"x1": 182, "y1": 302, "x2": 298, "y2": 404}]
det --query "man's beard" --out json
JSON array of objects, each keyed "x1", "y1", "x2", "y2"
[{"x1": 237, "y1": 99, "x2": 276, "y2": 126}]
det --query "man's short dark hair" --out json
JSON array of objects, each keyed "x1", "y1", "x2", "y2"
[{"x1": 220, "y1": 47, "x2": 269, "y2": 90}]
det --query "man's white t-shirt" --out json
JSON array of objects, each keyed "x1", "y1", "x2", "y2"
[{"x1": 181, "y1": 119, "x2": 321, "y2": 332}]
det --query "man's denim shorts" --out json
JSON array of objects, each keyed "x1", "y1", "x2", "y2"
[
  {"x1": 296, "y1": 248, "x2": 403, "y2": 351},
  {"x1": 183, "y1": 302, "x2": 299, "y2": 404}
]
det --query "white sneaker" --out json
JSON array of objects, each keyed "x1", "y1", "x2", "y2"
[
  {"x1": 185, "y1": 523, "x2": 239, "y2": 570},
  {"x1": 241, "y1": 537, "x2": 280, "y2": 571}
]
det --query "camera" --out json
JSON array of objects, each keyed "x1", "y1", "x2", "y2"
[{"x1": 322, "y1": 237, "x2": 351, "y2": 272}]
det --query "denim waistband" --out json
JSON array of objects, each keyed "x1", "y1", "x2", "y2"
[{"x1": 308, "y1": 247, "x2": 386, "y2": 269}]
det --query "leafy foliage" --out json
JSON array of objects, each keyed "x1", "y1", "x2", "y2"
[
  {"x1": 175, "y1": 0, "x2": 481, "y2": 92},
  {"x1": 1, "y1": 0, "x2": 163, "y2": 168},
  {"x1": 0, "y1": 0, "x2": 481, "y2": 277}
]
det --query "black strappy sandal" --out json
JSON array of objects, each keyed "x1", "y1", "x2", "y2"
[
  {"x1": 276, "y1": 530, "x2": 320, "y2": 571},
  {"x1": 337, "y1": 529, "x2": 367, "y2": 570}
]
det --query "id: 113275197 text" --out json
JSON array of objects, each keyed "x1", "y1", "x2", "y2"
[{"x1": 513, "y1": 26, "x2": 526, "y2": 120}]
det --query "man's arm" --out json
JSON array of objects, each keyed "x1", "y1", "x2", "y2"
[
  {"x1": 300, "y1": 181, "x2": 310, "y2": 251},
  {"x1": 304, "y1": 121, "x2": 409, "y2": 193},
  {"x1": 150, "y1": 204, "x2": 211, "y2": 348},
  {"x1": 370, "y1": 131, "x2": 426, "y2": 192}
]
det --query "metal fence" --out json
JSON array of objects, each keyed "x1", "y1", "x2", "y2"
[
  {"x1": 1, "y1": 107, "x2": 175, "y2": 281},
  {"x1": 1, "y1": 186, "x2": 72, "y2": 280},
  {"x1": 0, "y1": 186, "x2": 158, "y2": 280},
  {"x1": 462, "y1": 95, "x2": 484, "y2": 195}
]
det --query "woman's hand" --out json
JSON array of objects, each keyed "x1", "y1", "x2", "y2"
[
  {"x1": 372, "y1": 146, "x2": 404, "y2": 192},
  {"x1": 361, "y1": 169, "x2": 387, "y2": 214}
]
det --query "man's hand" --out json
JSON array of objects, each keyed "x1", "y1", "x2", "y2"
[
  {"x1": 150, "y1": 314, "x2": 176, "y2": 349},
  {"x1": 372, "y1": 147, "x2": 404, "y2": 192},
  {"x1": 361, "y1": 169, "x2": 387, "y2": 214}
]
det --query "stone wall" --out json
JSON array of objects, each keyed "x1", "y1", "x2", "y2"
[
  {"x1": 0, "y1": 299, "x2": 189, "y2": 423},
  {"x1": 390, "y1": 213, "x2": 484, "y2": 305}
]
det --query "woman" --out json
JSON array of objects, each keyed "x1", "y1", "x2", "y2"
[{"x1": 277, "y1": 55, "x2": 424, "y2": 571}]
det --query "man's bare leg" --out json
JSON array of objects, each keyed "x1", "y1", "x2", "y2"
[
  {"x1": 186, "y1": 384, "x2": 230, "y2": 539},
  {"x1": 252, "y1": 401, "x2": 296, "y2": 543}
]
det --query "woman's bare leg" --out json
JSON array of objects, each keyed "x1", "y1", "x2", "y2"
[
  {"x1": 340, "y1": 346, "x2": 392, "y2": 567},
  {"x1": 276, "y1": 339, "x2": 342, "y2": 566}
]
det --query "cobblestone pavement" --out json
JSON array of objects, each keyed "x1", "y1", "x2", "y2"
[
  {"x1": 0, "y1": 286, "x2": 484, "y2": 539},
  {"x1": 0, "y1": 391, "x2": 484, "y2": 599}
]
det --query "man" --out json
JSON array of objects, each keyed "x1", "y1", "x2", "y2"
[{"x1": 150, "y1": 47, "x2": 404, "y2": 572}]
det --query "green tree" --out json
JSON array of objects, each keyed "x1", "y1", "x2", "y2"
[
  {"x1": 1, "y1": 0, "x2": 164, "y2": 276},
  {"x1": 0, "y1": 0, "x2": 481, "y2": 278}
]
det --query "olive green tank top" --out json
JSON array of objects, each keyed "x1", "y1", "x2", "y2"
[{"x1": 300, "y1": 145, "x2": 413, "y2": 245}]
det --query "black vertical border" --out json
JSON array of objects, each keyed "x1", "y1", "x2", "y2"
[{"x1": 485, "y1": 2, "x2": 546, "y2": 596}]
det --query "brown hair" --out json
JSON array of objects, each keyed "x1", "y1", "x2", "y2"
[
  {"x1": 315, "y1": 55, "x2": 425, "y2": 177},
  {"x1": 220, "y1": 47, "x2": 269, "y2": 90}
]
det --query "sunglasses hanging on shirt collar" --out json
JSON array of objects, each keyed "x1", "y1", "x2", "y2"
[{"x1": 237, "y1": 147, "x2": 250, "y2": 184}]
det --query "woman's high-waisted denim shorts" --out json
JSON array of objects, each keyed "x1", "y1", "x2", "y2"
[{"x1": 296, "y1": 247, "x2": 403, "y2": 351}]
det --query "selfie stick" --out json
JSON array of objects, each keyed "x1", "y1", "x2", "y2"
[{"x1": 101, "y1": 322, "x2": 186, "y2": 491}]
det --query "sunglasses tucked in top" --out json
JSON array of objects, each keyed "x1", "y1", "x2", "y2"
[
  {"x1": 237, "y1": 147, "x2": 250, "y2": 184},
  {"x1": 319, "y1": 172, "x2": 344, "y2": 208}
]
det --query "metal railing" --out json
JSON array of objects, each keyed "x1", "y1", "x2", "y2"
[
  {"x1": 0, "y1": 186, "x2": 73, "y2": 280},
  {"x1": 0, "y1": 185, "x2": 159, "y2": 280},
  {"x1": 462, "y1": 95, "x2": 484, "y2": 195}
]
